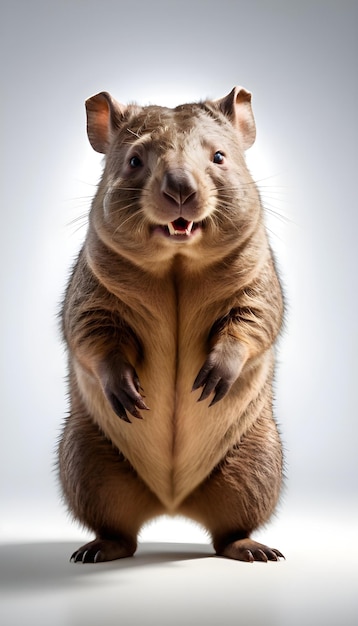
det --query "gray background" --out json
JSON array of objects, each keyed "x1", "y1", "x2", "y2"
[{"x1": 1, "y1": 0, "x2": 357, "y2": 545}]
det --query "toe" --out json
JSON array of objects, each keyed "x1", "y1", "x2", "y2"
[{"x1": 255, "y1": 549, "x2": 269, "y2": 562}]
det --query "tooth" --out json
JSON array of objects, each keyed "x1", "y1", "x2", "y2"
[{"x1": 167, "y1": 220, "x2": 195, "y2": 236}]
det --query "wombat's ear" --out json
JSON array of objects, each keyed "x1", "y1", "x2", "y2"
[
  {"x1": 85, "y1": 92, "x2": 127, "y2": 153},
  {"x1": 215, "y1": 86, "x2": 256, "y2": 150}
]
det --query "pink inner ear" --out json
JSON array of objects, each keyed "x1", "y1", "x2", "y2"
[
  {"x1": 232, "y1": 89, "x2": 256, "y2": 150},
  {"x1": 86, "y1": 94, "x2": 111, "y2": 154},
  {"x1": 86, "y1": 92, "x2": 127, "y2": 154},
  {"x1": 91, "y1": 110, "x2": 110, "y2": 151}
]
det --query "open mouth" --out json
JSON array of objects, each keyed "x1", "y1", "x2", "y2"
[{"x1": 155, "y1": 217, "x2": 202, "y2": 240}]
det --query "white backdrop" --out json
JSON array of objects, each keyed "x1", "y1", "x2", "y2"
[{"x1": 1, "y1": 0, "x2": 357, "y2": 543}]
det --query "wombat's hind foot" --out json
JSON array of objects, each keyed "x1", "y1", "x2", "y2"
[
  {"x1": 215, "y1": 537, "x2": 284, "y2": 563},
  {"x1": 70, "y1": 535, "x2": 137, "y2": 563}
]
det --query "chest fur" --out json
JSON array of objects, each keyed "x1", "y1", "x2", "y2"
[{"x1": 75, "y1": 257, "x2": 270, "y2": 510}]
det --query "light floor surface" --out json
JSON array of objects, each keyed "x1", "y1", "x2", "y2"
[{"x1": 0, "y1": 501, "x2": 357, "y2": 626}]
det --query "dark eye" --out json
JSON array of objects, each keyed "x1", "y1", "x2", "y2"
[
  {"x1": 213, "y1": 151, "x2": 225, "y2": 164},
  {"x1": 129, "y1": 155, "x2": 142, "y2": 168}
]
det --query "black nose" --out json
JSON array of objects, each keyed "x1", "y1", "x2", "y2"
[{"x1": 161, "y1": 168, "x2": 198, "y2": 208}]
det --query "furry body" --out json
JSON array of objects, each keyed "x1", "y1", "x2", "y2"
[{"x1": 59, "y1": 87, "x2": 284, "y2": 562}]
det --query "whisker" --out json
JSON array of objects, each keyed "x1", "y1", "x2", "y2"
[
  {"x1": 256, "y1": 184, "x2": 288, "y2": 191},
  {"x1": 112, "y1": 187, "x2": 145, "y2": 193},
  {"x1": 264, "y1": 210, "x2": 292, "y2": 227},
  {"x1": 70, "y1": 222, "x2": 88, "y2": 236},
  {"x1": 265, "y1": 227, "x2": 285, "y2": 244},
  {"x1": 109, "y1": 200, "x2": 142, "y2": 215},
  {"x1": 252, "y1": 173, "x2": 287, "y2": 185},
  {"x1": 211, "y1": 206, "x2": 242, "y2": 234},
  {"x1": 66, "y1": 213, "x2": 89, "y2": 236},
  {"x1": 67, "y1": 212, "x2": 89, "y2": 225},
  {"x1": 259, "y1": 193, "x2": 287, "y2": 204},
  {"x1": 214, "y1": 184, "x2": 292, "y2": 227},
  {"x1": 72, "y1": 179, "x2": 100, "y2": 188},
  {"x1": 63, "y1": 197, "x2": 94, "y2": 209},
  {"x1": 112, "y1": 207, "x2": 146, "y2": 236}
]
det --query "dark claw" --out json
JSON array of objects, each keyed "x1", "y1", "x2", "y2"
[
  {"x1": 135, "y1": 397, "x2": 150, "y2": 411},
  {"x1": 71, "y1": 549, "x2": 86, "y2": 563},
  {"x1": 105, "y1": 385, "x2": 149, "y2": 423},
  {"x1": 193, "y1": 358, "x2": 220, "y2": 402},
  {"x1": 130, "y1": 407, "x2": 144, "y2": 420},
  {"x1": 272, "y1": 549, "x2": 285, "y2": 559},
  {"x1": 208, "y1": 380, "x2": 230, "y2": 406},
  {"x1": 100, "y1": 360, "x2": 149, "y2": 423},
  {"x1": 71, "y1": 548, "x2": 102, "y2": 563},
  {"x1": 243, "y1": 549, "x2": 254, "y2": 563},
  {"x1": 193, "y1": 349, "x2": 238, "y2": 406},
  {"x1": 83, "y1": 549, "x2": 101, "y2": 563},
  {"x1": 126, "y1": 396, "x2": 149, "y2": 420},
  {"x1": 192, "y1": 371, "x2": 207, "y2": 392},
  {"x1": 208, "y1": 395, "x2": 220, "y2": 407},
  {"x1": 198, "y1": 377, "x2": 220, "y2": 402},
  {"x1": 196, "y1": 376, "x2": 230, "y2": 407},
  {"x1": 107, "y1": 392, "x2": 132, "y2": 423},
  {"x1": 255, "y1": 549, "x2": 269, "y2": 562}
]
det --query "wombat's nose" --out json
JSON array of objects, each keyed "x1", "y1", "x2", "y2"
[{"x1": 161, "y1": 169, "x2": 198, "y2": 208}]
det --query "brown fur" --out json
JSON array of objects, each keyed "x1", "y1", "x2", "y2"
[{"x1": 58, "y1": 86, "x2": 285, "y2": 563}]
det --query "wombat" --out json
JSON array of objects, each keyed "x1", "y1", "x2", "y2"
[{"x1": 59, "y1": 86, "x2": 284, "y2": 563}]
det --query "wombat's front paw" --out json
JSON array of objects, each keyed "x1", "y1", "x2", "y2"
[
  {"x1": 192, "y1": 341, "x2": 244, "y2": 406},
  {"x1": 99, "y1": 359, "x2": 149, "y2": 423}
]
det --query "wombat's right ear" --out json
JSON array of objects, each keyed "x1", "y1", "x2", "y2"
[{"x1": 85, "y1": 92, "x2": 127, "y2": 153}]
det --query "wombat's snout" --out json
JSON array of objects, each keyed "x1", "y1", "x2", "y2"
[{"x1": 160, "y1": 168, "x2": 198, "y2": 215}]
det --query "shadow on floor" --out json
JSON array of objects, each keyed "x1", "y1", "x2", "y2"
[{"x1": 0, "y1": 541, "x2": 214, "y2": 591}]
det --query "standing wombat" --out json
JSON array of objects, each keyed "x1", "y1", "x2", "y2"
[{"x1": 59, "y1": 86, "x2": 284, "y2": 563}]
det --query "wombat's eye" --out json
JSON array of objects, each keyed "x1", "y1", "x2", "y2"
[
  {"x1": 129, "y1": 155, "x2": 142, "y2": 168},
  {"x1": 213, "y1": 151, "x2": 225, "y2": 164}
]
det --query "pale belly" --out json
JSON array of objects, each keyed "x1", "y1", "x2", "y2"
[{"x1": 75, "y1": 315, "x2": 271, "y2": 511}]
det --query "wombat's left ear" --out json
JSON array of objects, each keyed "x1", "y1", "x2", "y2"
[
  {"x1": 215, "y1": 86, "x2": 256, "y2": 150},
  {"x1": 85, "y1": 92, "x2": 127, "y2": 153}
]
